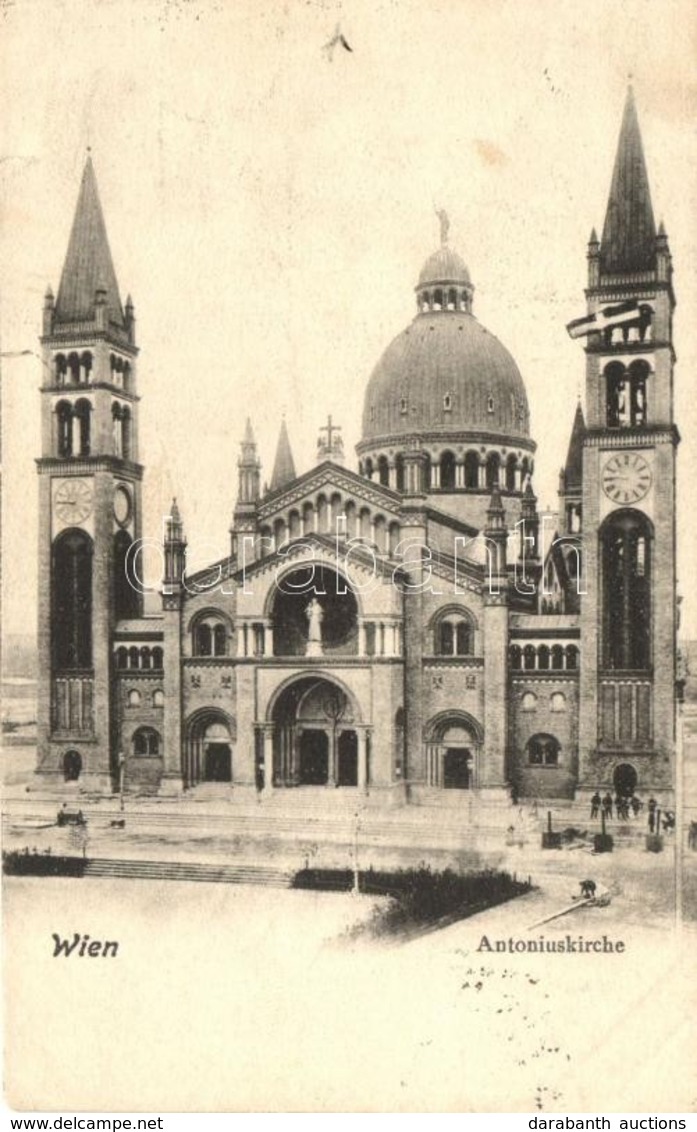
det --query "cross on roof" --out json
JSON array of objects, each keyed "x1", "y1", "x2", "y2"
[{"x1": 319, "y1": 414, "x2": 342, "y2": 448}]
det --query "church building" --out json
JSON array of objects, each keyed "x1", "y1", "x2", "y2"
[{"x1": 35, "y1": 90, "x2": 679, "y2": 809}]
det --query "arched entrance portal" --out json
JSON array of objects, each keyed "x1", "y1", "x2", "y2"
[
  {"x1": 613, "y1": 762, "x2": 638, "y2": 798},
  {"x1": 424, "y1": 713, "x2": 482, "y2": 789},
  {"x1": 269, "y1": 675, "x2": 364, "y2": 788},
  {"x1": 184, "y1": 711, "x2": 235, "y2": 788}
]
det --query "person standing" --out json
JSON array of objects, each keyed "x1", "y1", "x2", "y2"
[
  {"x1": 648, "y1": 796, "x2": 657, "y2": 833},
  {"x1": 590, "y1": 791, "x2": 601, "y2": 819},
  {"x1": 602, "y1": 792, "x2": 613, "y2": 820}
]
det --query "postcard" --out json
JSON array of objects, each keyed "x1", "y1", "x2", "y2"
[{"x1": 2, "y1": 0, "x2": 695, "y2": 1115}]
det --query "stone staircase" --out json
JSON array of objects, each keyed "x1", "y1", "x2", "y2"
[{"x1": 83, "y1": 856, "x2": 292, "y2": 887}]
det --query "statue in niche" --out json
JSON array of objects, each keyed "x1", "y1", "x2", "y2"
[{"x1": 305, "y1": 597, "x2": 324, "y2": 657}]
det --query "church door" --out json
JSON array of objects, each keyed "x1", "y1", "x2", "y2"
[
  {"x1": 443, "y1": 748, "x2": 471, "y2": 789},
  {"x1": 299, "y1": 731, "x2": 329, "y2": 785},
  {"x1": 204, "y1": 743, "x2": 232, "y2": 782},
  {"x1": 613, "y1": 762, "x2": 638, "y2": 798},
  {"x1": 63, "y1": 749, "x2": 82, "y2": 781},
  {"x1": 337, "y1": 730, "x2": 358, "y2": 786}
]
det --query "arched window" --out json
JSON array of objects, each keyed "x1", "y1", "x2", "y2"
[
  {"x1": 551, "y1": 692, "x2": 566, "y2": 712},
  {"x1": 443, "y1": 392, "x2": 452, "y2": 412},
  {"x1": 113, "y1": 531, "x2": 139, "y2": 621},
  {"x1": 140, "y1": 647, "x2": 152, "y2": 670},
  {"x1": 112, "y1": 404, "x2": 123, "y2": 457},
  {"x1": 288, "y1": 509, "x2": 301, "y2": 540},
  {"x1": 486, "y1": 452, "x2": 500, "y2": 489},
  {"x1": 79, "y1": 352, "x2": 93, "y2": 383},
  {"x1": 67, "y1": 352, "x2": 80, "y2": 384},
  {"x1": 192, "y1": 615, "x2": 229, "y2": 658},
  {"x1": 73, "y1": 400, "x2": 91, "y2": 456},
  {"x1": 52, "y1": 530, "x2": 93, "y2": 670},
  {"x1": 364, "y1": 458, "x2": 374, "y2": 481},
  {"x1": 505, "y1": 454, "x2": 517, "y2": 492},
  {"x1": 395, "y1": 454, "x2": 405, "y2": 492},
  {"x1": 440, "y1": 451, "x2": 456, "y2": 490},
  {"x1": 388, "y1": 521, "x2": 400, "y2": 556},
  {"x1": 55, "y1": 354, "x2": 67, "y2": 385},
  {"x1": 422, "y1": 453, "x2": 432, "y2": 491},
  {"x1": 509, "y1": 645, "x2": 522, "y2": 670},
  {"x1": 521, "y1": 691, "x2": 537, "y2": 712},
  {"x1": 565, "y1": 644, "x2": 579, "y2": 671},
  {"x1": 56, "y1": 401, "x2": 73, "y2": 457},
  {"x1": 523, "y1": 644, "x2": 536, "y2": 671},
  {"x1": 152, "y1": 689, "x2": 165, "y2": 708},
  {"x1": 464, "y1": 452, "x2": 479, "y2": 489},
  {"x1": 127, "y1": 689, "x2": 141, "y2": 707},
  {"x1": 377, "y1": 456, "x2": 389, "y2": 486},
  {"x1": 527, "y1": 734, "x2": 560, "y2": 767},
  {"x1": 538, "y1": 645, "x2": 550, "y2": 671},
  {"x1": 121, "y1": 407, "x2": 132, "y2": 460},
  {"x1": 152, "y1": 647, "x2": 164, "y2": 669},
  {"x1": 128, "y1": 647, "x2": 139, "y2": 669},
  {"x1": 434, "y1": 609, "x2": 474, "y2": 656},
  {"x1": 116, "y1": 647, "x2": 128, "y2": 669},
  {"x1": 196, "y1": 623, "x2": 212, "y2": 656},
  {"x1": 606, "y1": 360, "x2": 650, "y2": 429},
  {"x1": 439, "y1": 621, "x2": 454, "y2": 654},
  {"x1": 433, "y1": 289, "x2": 443, "y2": 310},
  {"x1": 628, "y1": 360, "x2": 649, "y2": 426},
  {"x1": 400, "y1": 397, "x2": 408, "y2": 416},
  {"x1": 551, "y1": 645, "x2": 564, "y2": 670},
  {"x1": 133, "y1": 727, "x2": 160, "y2": 756},
  {"x1": 602, "y1": 511, "x2": 651, "y2": 671},
  {"x1": 455, "y1": 621, "x2": 470, "y2": 654},
  {"x1": 447, "y1": 289, "x2": 457, "y2": 311}
]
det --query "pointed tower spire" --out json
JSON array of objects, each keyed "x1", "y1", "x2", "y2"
[
  {"x1": 600, "y1": 87, "x2": 656, "y2": 273},
  {"x1": 54, "y1": 154, "x2": 125, "y2": 329},
  {"x1": 270, "y1": 419, "x2": 297, "y2": 491},
  {"x1": 562, "y1": 401, "x2": 585, "y2": 493}
]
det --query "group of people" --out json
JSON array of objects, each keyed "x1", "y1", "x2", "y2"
[
  {"x1": 589, "y1": 791, "x2": 677, "y2": 833},
  {"x1": 590, "y1": 791, "x2": 643, "y2": 821}
]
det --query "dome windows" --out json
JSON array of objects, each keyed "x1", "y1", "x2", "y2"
[
  {"x1": 400, "y1": 397, "x2": 408, "y2": 416},
  {"x1": 443, "y1": 392, "x2": 453, "y2": 412}
]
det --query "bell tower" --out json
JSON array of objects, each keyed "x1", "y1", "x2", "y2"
[
  {"x1": 36, "y1": 155, "x2": 142, "y2": 789},
  {"x1": 577, "y1": 89, "x2": 677, "y2": 799}
]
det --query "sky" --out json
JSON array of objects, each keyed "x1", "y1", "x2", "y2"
[{"x1": 1, "y1": 0, "x2": 696, "y2": 638}]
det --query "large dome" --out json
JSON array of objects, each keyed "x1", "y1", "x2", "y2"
[{"x1": 361, "y1": 310, "x2": 530, "y2": 443}]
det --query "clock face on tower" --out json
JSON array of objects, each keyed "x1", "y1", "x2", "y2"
[
  {"x1": 601, "y1": 452, "x2": 652, "y2": 505},
  {"x1": 54, "y1": 479, "x2": 93, "y2": 524},
  {"x1": 113, "y1": 484, "x2": 132, "y2": 526}
]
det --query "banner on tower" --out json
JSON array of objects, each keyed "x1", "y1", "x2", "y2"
[{"x1": 566, "y1": 300, "x2": 652, "y2": 339}]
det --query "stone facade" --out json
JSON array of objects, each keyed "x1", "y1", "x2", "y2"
[{"x1": 36, "y1": 92, "x2": 679, "y2": 810}]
